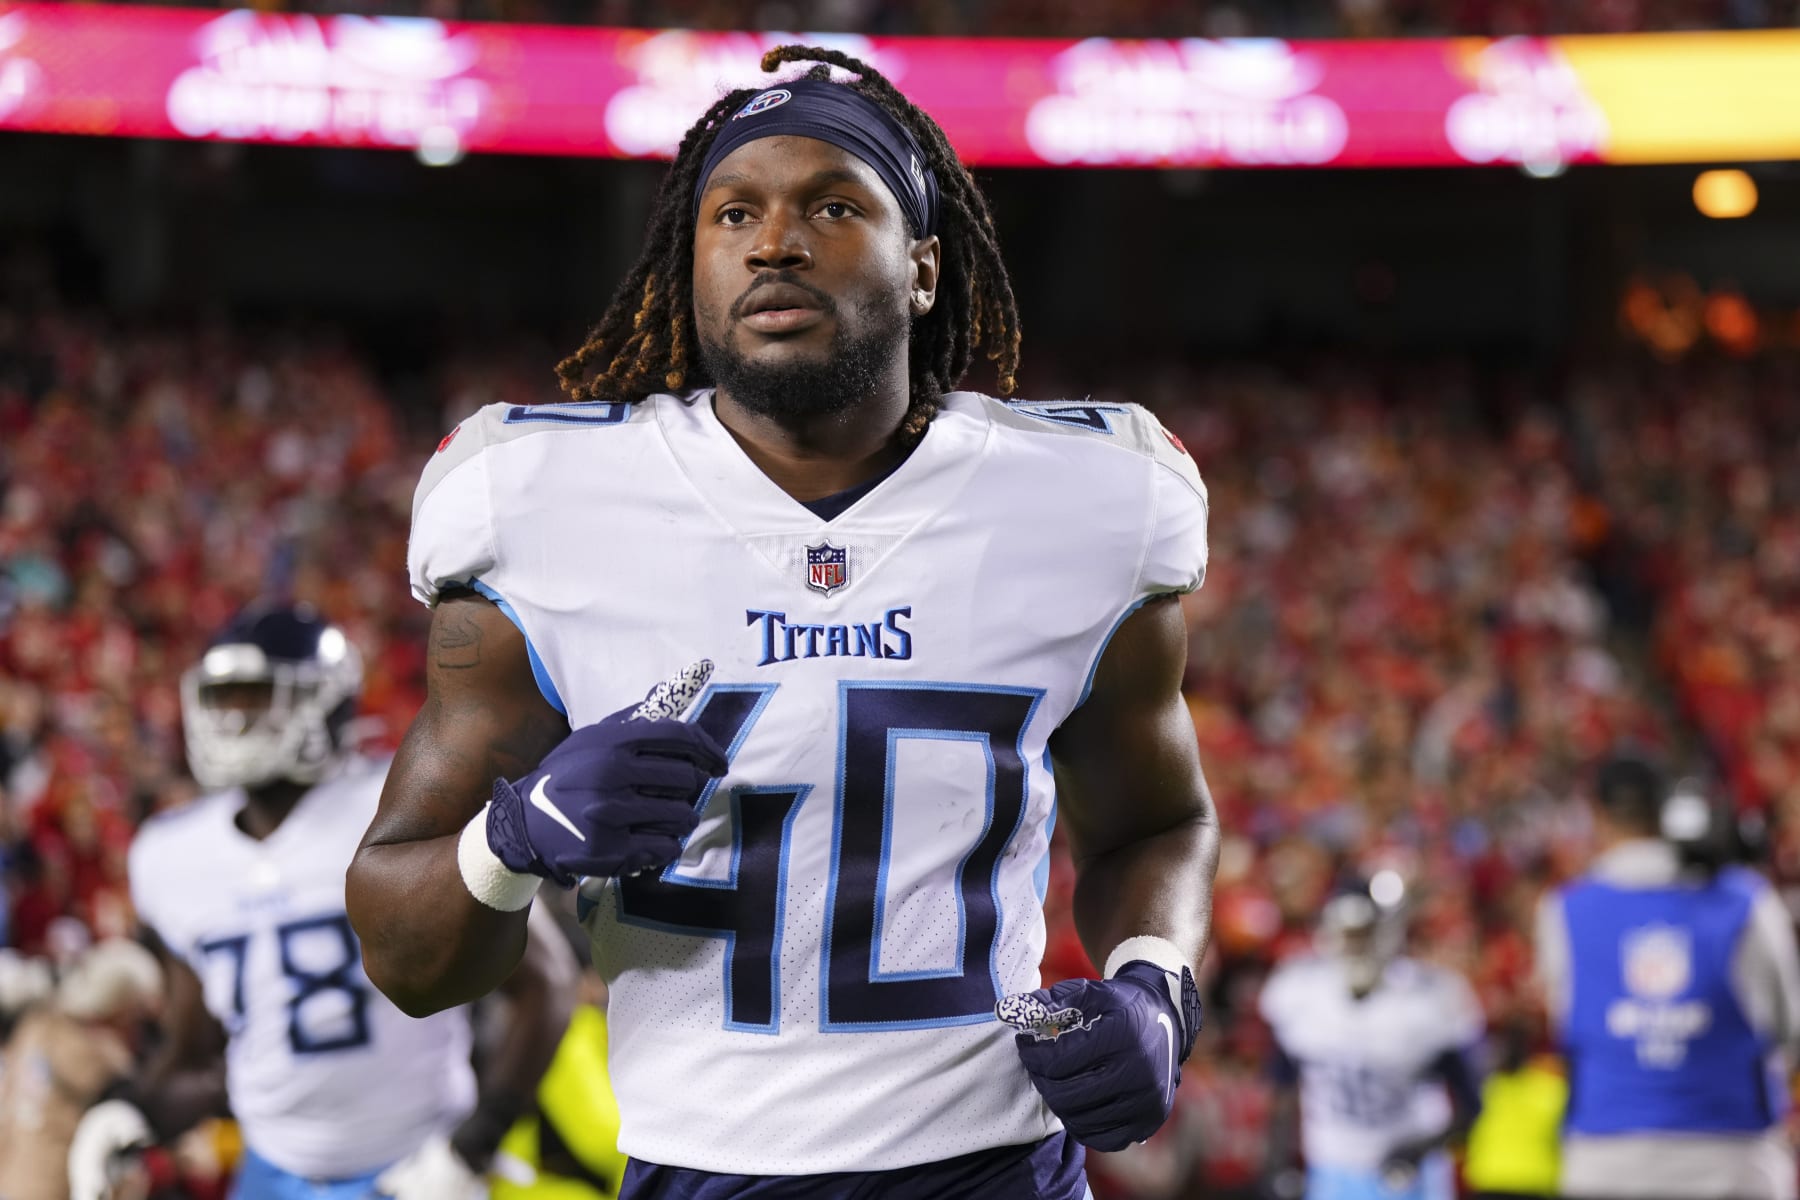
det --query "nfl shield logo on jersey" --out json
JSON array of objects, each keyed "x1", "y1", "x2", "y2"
[{"x1": 806, "y1": 542, "x2": 848, "y2": 596}]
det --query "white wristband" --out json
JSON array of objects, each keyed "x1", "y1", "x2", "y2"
[
  {"x1": 1103, "y1": 935, "x2": 1191, "y2": 982},
  {"x1": 1105, "y1": 936, "x2": 1193, "y2": 1037},
  {"x1": 457, "y1": 803, "x2": 542, "y2": 912}
]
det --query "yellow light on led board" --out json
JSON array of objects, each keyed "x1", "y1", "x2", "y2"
[{"x1": 1693, "y1": 169, "x2": 1757, "y2": 219}]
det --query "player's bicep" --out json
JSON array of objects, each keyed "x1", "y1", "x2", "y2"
[
  {"x1": 140, "y1": 928, "x2": 224, "y2": 1068},
  {"x1": 165, "y1": 956, "x2": 226, "y2": 1064},
  {"x1": 1267, "y1": 1042, "x2": 1301, "y2": 1087},
  {"x1": 362, "y1": 590, "x2": 568, "y2": 849},
  {"x1": 1049, "y1": 594, "x2": 1213, "y2": 863},
  {"x1": 1430, "y1": 1044, "x2": 1485, "y2": 1121}
]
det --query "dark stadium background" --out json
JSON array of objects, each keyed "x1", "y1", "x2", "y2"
[
  {"x1": 9, "y1": 134, "x2": 1797, "y2": 353},
  {"x1": 3, "y1": 8, "x2": 1799, "y2": 1195}
]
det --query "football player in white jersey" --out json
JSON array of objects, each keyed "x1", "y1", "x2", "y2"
[
  {"x1": 347, "y1": 45, "x2": 1220, "y2": 1200},
  {"x1": 71, "y1": 606, "x2": 576, "y2": 1200},
  {"x1": 1260, "y1": 889, "x2": 1485, "y2": 1200}
]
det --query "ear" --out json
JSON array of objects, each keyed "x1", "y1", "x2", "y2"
[{"x1": 908, "y1": 235, "x2": 941, "y2": 317}]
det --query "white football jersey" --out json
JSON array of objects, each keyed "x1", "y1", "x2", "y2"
[
  {"x1": 1258, "y1": 954, "x2": 1483, "y2": 1171},
  {"x1": 128, "y1": 758, "x2": 476, "y2": 1178},
  {"x1": 408, "y1": 390, "x2": 1209, "y2": 1174}
]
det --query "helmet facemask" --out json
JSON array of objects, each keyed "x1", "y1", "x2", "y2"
[
  {"x1": 181, "y1": 633, "x2": 361, "y2": 791},
  {"x1": 1318, "y1": 893, "x2": 1402, "y2": 997}
]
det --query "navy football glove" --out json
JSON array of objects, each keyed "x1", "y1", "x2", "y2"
[
  {"x1": 998, "y1": 961, "x2": 1202, "y2": 1152},
  {"x1": 486, "y1": 660, "x2": 728, "y2": 886}
]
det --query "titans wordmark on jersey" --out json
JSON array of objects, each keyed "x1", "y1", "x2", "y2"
[
  {"x1": 128, "y1": 759, "x2": 476, "y2": 1179},
  {"x1": 1259, "y1": 955, "x2": 1484, "y2": 1172},
  {"x1": 408, "y1": 391, "x2": 1209, "y2": 1174}
]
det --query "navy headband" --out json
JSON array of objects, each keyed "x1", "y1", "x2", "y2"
[{"x1": 694, "y1": 79, "x2": 940, "y2": 239}]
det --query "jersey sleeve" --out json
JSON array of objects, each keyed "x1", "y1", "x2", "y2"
[
  {"x1": 126, "y1": 829, "x2": 174, "y2": 952},
  {"x1": 1137, "y1": 414, "x2": 1209, "y2": 598},
  {"x1": 1535, "y1": 889, "x2": 1572, "y2": 1030},
  {"x1": 1433, "y1": 968, "x2": 1486, "y2": 1051},
  {"x1": 1257, "y1": 959, "x2": 1299, "y2": 1034},
  {"x1": 407, "y1": 408, "x2": 500, "y2": 607},
  {"x1": 1730, "y1": 870, "x2": 1800, "y2": 1048}
]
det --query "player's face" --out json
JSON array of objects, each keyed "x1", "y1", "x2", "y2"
[
  {"x1": 198, "y1": 680, "x2": 276, "y2": 732},
  {"x1": 1329, "y1": 924, "x2": 1385, "y2": 994},
  {"x1": 691, "y1": 135, "x2": 937, "y2": 422}
]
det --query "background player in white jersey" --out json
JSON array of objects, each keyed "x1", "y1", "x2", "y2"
[
  {"x1": 1260, "y1": 888, "x2": 1484, "y2": 1200},
  {"x1": 347, "y1": 44, "x2": 1220, "y2": 1200},
  {"x1": 70, "y1": 606, "x2": 576, "y2": 1200}
]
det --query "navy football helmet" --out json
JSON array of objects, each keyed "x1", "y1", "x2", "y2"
[
  {"x1": 1319, "y1": 878, "x2": 1406, "y2": 996},
  {"x1": 180, "y1": 605, "x2": 364, "y2": 790}
]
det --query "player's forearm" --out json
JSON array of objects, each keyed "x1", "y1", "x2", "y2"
[
  {"x1": 350, "y1": 599, "x2": 567, "y2": 1015},
  {"x1": 455, "y1": 907, "x2": 578, "y2": 1169},
  {"x1": 347, "y1": 836, "x2": 531, "y2": 1017},
  {"x1": 498, "y1": 907, "x2": 577, "y2": 1088},
  {"x1": 1070, "y1": 810, "x2": 1218, "y2": 972},
  {"x1": 119, "y1": 1061, "x2": 229, "y2": 1144},
  {"x1": 1052, "y1": 597, "x2": 1221, "y2": 974},
  {"x1": 1263, "y1": 1087, "x2": 1302, "y2": 1176},
  {"x1": 1438, "y1": 1045, "x2": 1484, "y2": 1132}
]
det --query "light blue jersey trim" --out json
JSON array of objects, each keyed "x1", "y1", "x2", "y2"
[
  {"x1": 231, "y1": 1147, "x2": 385, "y2": 1200},
  {"x1": 500, "y1": 400, "x2": 628, "y2": 426},
  {"x1": 465, "y1": 579, "x2": 565, "y2": 716},
  {"x1": 611, "y1": 681, "x2": 801, "y2": 1034},
  {"x1": 1073, "y1": 596, "x2": 1152, "y2": 709},
  {"x1": 1305, "y1": 1156, "x2": 1454, "y2": 1200},
  {"x1": 1009, "y1": 402, "x2": 1130, "y2": 435},
  {"x1": 613, "y1": 783, "x2": 810, "y2": 1036},
  {"x1": 870, "y1": 728, "x2": 993, "y2": 982},
  {"x1": 821, "y1": 680, "x2": 1045, "y2": 1032},
  {"x1": 656, "y1": 684, "x2": 779, "y2": 891},
  {"x1": 1035, "y1": 755, "x2": 1057, "y2": 903}
]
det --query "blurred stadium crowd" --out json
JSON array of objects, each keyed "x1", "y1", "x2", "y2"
[
  {"x1": 32, "y1": 0, "x2": 1800, "y2": 38},
  {"x1": 2, "y1": 240, "x2": 1795, "y2": 1190}
]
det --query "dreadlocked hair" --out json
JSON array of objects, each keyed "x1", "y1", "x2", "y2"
[{"x1": 554, "y1": 45, "x2": 1022, "y2": 440}]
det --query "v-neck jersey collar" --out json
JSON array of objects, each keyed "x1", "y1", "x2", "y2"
[
  {"x1": 224, "y1": 762, "x2": 346, "y2": 849},
  {"x1": 651, "y1": 390, "x2": 990, "y2": 534}
]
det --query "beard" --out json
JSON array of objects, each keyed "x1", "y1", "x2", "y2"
[{"x1": 697, "y1": 288, "x2": 909, "y2": 425}]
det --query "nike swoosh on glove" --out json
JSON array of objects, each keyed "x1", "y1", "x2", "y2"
[
  {"x1": 998, "y1": 961, "x2": 1201, "y2": 1152},
  {"x1": 67, "y1": 1099, "x2": 152, "y2": 1200},
  {"x1": 374, "y1": 1135, "x2": 488, "y2": 1200},
  {"x1": 486, "y1": 660, "x2": 728, "y2": 886}
]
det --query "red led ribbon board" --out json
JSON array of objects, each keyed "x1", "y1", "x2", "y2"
[{"x1": 0, "y1": 8, "x2": 1796, "y2": 167}]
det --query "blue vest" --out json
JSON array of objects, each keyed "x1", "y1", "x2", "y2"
[{"x1": 1561, "y1": 866, "x2": 1782, "y2": 1135}]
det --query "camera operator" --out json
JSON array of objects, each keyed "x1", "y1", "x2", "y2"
[{"x1": 1536, "y1": 754, "x2": 1800, "y2": 1199}]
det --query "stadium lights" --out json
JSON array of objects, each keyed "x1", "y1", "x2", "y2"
[
  {"x1": 415, "y1": 125, "x2": 464, "y2": 168},
  {"x1": 1693, "y1": 169, "x2": 1757, "y2": 218},
  {"x1": 1369, "y1": 869, "x2": 1406, "y2": 909}
]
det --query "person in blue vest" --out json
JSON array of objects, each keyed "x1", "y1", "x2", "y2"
[{"x1": 1536, "y1": 754, "x2": 1800, "y2": 1199}]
